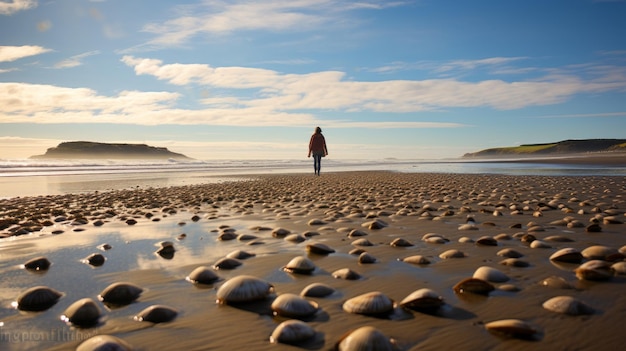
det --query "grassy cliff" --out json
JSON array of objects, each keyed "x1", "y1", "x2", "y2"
[{"x1": 463, "y1": 139, "x2": 626, "y2": 158}]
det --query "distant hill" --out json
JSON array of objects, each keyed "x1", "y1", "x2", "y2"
[
  {"x1": 463, "y1": 139, "x2": 626, "y2": 158},
  {"x1": 30, "y1": 141, "x2": 192, "y2": 160}
]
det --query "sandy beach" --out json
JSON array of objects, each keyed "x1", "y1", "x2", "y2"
[{"x1": 1, "y1": 171, "x2": 625, "y2": 350}]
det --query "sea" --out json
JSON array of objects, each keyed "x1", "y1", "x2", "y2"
[{"x1": 1, "y1": 157, "x2": 625, "y2": 199}]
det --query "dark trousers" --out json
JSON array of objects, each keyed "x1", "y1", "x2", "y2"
[{"x1": 313, "y1": 154, "x2": 322, "y2": 175}]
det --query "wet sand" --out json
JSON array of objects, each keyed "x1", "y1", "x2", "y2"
[
  {"x1": 467, "y1": 152, "x2": 626, "y2": 166},
  {"x1": 1, "y1": 171, "x2": 625, "y2": 350}
]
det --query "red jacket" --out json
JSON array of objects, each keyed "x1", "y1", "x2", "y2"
[{"x1": 308, "y1": 133, "x2": 328, "y2": 156}]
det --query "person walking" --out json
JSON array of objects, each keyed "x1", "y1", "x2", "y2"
[{"x1": 308, "y1": 126, "x2": 328, "y2": 175}]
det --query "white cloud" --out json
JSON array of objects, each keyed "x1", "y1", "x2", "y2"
[
  {"x1": 122, "y1": 55, "x2": 626, "y2": 112},
  {"x1": 3, "y1": 55, "x2": 623, "y2": 129},
  {"x1": 598, "y1": 50, "x2": 626, "y2": 57},
  {"x1": 0, "y1": 81, "x2": 461, "y2": 129},
  {"x1": 532, "y1": 111, "x2": 626, "y2": 119},
  {"x1": 0, "y1": 0, "x2": 37, "y2": 15},
  {"x1": 137, "y1": 0, "x2": 403, "y2": 49},
  {"x1": 53, "y1": 51, "x2": 100, "y2": 69},
  {"x1": 141, "y1": 1, "x2": 318, "y2": 47},
  {"x1": 0, "y1": 45, "x2": 51, "y2": 62},
  {"x1": 0, "y1": 81, "x2": 313, "y2": 126},
  {"x1": 370, "y1": 57, "x2": 529, "y2": 75},
  {"x1": 0, "y1": 82, "x2": 180, "y2": 123},
  {"x1": 341, "y1": 1, "x2": 409, "y2": 10},
  {"x1": 435, "y1": 57, "x2": 528, "y2": 73},
  {"x1": 121, "y1": 56, "x2": 283, "y2": 87},
  {"x1": 326, "y1": 121, "x2": 466, "y2": 129}
]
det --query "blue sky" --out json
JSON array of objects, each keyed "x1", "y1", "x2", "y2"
[{"x1": 1, "y1": 0, "x2": 625, "y2": 160}]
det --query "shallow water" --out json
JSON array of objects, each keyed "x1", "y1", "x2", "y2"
[
  {"x1": 1, "y1": 158, "x2": 625, "y2": 198},
  {"x1": 0, "y1": 173, "x2": 625, "y2": 350}
]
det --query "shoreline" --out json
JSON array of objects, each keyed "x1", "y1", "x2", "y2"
[
  {"x1": 461, "y1": 152, "x2": 626, "y2": 166},
  {"x1": 1, "y1": 172, "x2": 625, "y2": 350},
  {"x1": 1, "y1": 154, "x2": 626, "y2": 199}
]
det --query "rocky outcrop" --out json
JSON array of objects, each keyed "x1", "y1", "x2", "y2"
[{"x1": 30, "y1": 141, "x2": 191, "y2": 160}]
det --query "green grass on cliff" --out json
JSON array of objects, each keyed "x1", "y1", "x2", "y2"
[
  {"x1": 613, "y1": 143, "x2": 626, "y2": 150},
  {"x1": 498, "y1": 143, "x2": 557, "y2": 153},
  {"x1": 465, "y1": 139, "x2": 626, "y2": 158}
]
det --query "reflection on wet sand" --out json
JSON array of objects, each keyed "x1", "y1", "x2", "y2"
[{"x1": 0, "y1": 172, "x2": 625, "y2": 350}]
